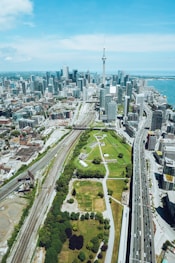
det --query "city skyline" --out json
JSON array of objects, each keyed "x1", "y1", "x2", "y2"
[{"x1": 0, "y1": 0, "x2": 175, "y2": 72}]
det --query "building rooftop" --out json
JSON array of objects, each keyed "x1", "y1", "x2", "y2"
[
  {"x1": 155, "y1": 150, "x2": 162, "y2": 156},
  {"x1": 167, "y1": 190, "x2": 175, "y2": 204},
  {"x1": 164, "y1": 174, "x2": 174, "y2": 183}
]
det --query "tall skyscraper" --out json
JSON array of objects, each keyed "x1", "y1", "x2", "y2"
[
  {"x1": 102, "y1": 48, "x2": 106, "y2": 86},
  {"x1": 107, "y1": 101, "x2": 117, "y2": 122},
  {"x1": 62, "y1": 66, "x2": 69, "y2": 79},
  {"x1": 126, "y1": 81, "x2": 132, "y2": 99},
  {"x1": 124, "y1": 95, "x2": 130, "y2": 118},
  {"x1": 117, "y1": 86, "x2": 123, "y2": 104},
  {"x1": 136, "y1": 93, "x2": 144, "y2": 119},
  {"x1": 105, "y1": 94, "x2": 112, "y2": 115},
  {"x1": 151, "y1": 110, "x2": 163, "y2": 131}
]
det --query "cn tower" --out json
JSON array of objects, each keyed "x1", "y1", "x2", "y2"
[{"x1": 102, "y1": 47, "x2": 106, "y2": 86}]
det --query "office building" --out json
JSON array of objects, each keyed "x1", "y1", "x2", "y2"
[
  {"x1": 105, "y1": 94, "x2": 112, "y2": 115},
  {"x1": 124, "y1": 95, "x2": 130, "y2": 118},
  {"x1": 126, "y1": 81, "x2": 132, "y2": 99},
  {"x1": 151, "y1": 110, "x2": 163, "y2": 131},
  {"x1": 136, "y1": 93, "x2": 144, "y2": 119},
  {"x1": 107, "y1": 101, "x2": 117, "y2": 122},
  {"x1": 117, "y1": 86, "x2": 123, "y2": 104}
]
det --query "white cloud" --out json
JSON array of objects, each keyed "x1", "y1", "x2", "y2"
[
  {"x1": 4, "y1": 56, "x2": 13, "y2": 61},
  {"x1": 57, "y1": 34, "x2": 175, "y2": 52},
  {"x1": 0, "y1": 33, "x2": 175, "y2": 70},
  {"x1": 0, "y1": 0, "x2": 33, "y2": 29},
  {"x1": 4, "y1": 33, "x2": 175, "y2": 59},
  {"x1": 23, "y1": 21, "x2": 35, "y2": 27}
]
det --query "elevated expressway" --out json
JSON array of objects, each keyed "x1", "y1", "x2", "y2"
[{"x1": 129, "y1": 105, "x2": 156, "y2": 263}]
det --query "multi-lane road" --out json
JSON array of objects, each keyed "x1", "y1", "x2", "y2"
[{"x1": 129, "y1": 107, "x2": 156, "y2": 263}]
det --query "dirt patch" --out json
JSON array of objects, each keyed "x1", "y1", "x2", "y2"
[
  {"x1": 94, "y1": 198, "x2": 105, "y2": 212},
  {"x1": 32, "y1": 247, "x2": 46, "y2": 263},
  {"x1": 61, "y1": 179, "x2": 80, "y2": 213},
  {"x1": 0, "y1": 194, "x2": 27, "y2": 261}
]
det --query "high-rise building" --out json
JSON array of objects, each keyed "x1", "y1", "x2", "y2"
[
  {"x1": 147, "y1": 131, "x2": 157, "y2": 150},
  {"x1": 117, "y1": 70, "x2": 125, "y2": 85},
  {"x1": 136, "y1": 93, "x2": 144, "y2": 119},
  {"x1": 100, "y1": 88, "x2": 106, "y2": 108},
  {"x1": 62, "y1": 66, "x2": 69, "y2": 79},
  {"x1": 124, "y1": 95, "x2": 130, "y2": 118},
  {"x1": 77, "y1": 78, "x2": 84, "y2": 91},
  {"x1": 117, "y1": 86, "x2": 123, "y2": 104},
  {"x1": 126, "y1": 81, "x2": 132, "y2": 99},
  {"x1": 151, "y1": 110, "x2": 163, "y2": 131},
  {"x1": 107, "y1": 101, "x2": 117, "y2": 122},
  {"x1": 46, "y1": 72, "x2": 50, "y2": 86},
  {"x1": 105, "y1": 94, "x2": 112, "y2": 115}
]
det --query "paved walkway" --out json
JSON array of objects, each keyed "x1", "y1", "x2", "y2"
[{"x1": 95, "y1": 135, "x2": 115, "y2": 263}]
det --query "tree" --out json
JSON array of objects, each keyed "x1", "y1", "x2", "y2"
[
  {"x1": 118, "y1": 153, "x2": 123, "y2": 158},
  {"x1": 72, "y1": 188, "x2": 76, "y2": 196},
  {"x1": 101, "y1": 244, "x2": 108, "y2": 251},
  {"x1": 39, "y1": 227, "x2": 51, "y2": 248},
  {"x1": 92, "y1": 157, "x2": 101, "y2": 164},
  {"x1": 67, "y1": 198, "x2": 74, "y2": 204},
  {"x1": 69, "y1": 235, "x2": 84, "y2": 250},
  {"x1": 126, "y1": 164, "x2": 132, "y2": 177},
  {"x1": 108, "y1": 189, "x2": 113, "y2": 196},
  {"x1": 10, "y1": 130, "x2": 20, "y2": 137},
  {"x1": 65, "y1": 227, "x2": 72, "y2": 238},
  {"x1": 80, "y1": 214, "x2": 85, "y2": 221},
  {"x1": 85, "y1": 213, "x2": 89, "y2": 220},
  {"x1": 45, "y1": 247, "x2": 57, "y2": 263},
  {"x1": 78, "y1": 251, "x2": 86, "y2": 261},
  {"x1": 90, "y1": 212, "x2": 95, "y2": 219},
  {"x1": 98, "y1": 192, "x2": 104, "y2": 198},
  {"x1": 97, "y1": 253, "x2": 103, "y2": 259}
]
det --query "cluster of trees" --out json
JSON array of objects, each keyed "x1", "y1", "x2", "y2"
[
  {"x1": 73, "y1": 132, "x2": 90, "y2": 157},
  {"x1": 76, "y1": 168, "x2": 105, "y2": 179},
  {"x1": 86, "y1": 234, "x2": 108, "y2": 256},
  {"x1": 38, "y1": 130, "x2": 110, "y2": 262},
  {"x1": 38, "y1": 194, "x2": 72, "y2": 263}
]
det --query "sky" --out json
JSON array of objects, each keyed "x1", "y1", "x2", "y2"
[{"x1": 0, "y1": 0, "x2": 175, "y2": 73}]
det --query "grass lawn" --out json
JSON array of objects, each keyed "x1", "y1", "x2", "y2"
[
  {"x1": 107, "y1": 163, "x2": 126, "y2": 178},
  {"x1": 58, "y1": 220, "x2": 108, "y2": 263},
  {"x1": 102, "y1": 133, "x2": 131, "y2": 163},
  {"x1": 59, "y1": 129, "x2": 131, "y2": 262},
  {"x1": 73, "y1": 180, "x2": 106, "y2": 212},
  {"x1": 110, "y1": 201, "x2": 123, "y2": 263},
  {"x1": 107, "y1": 179, "x2": 126, "y2": 201}
]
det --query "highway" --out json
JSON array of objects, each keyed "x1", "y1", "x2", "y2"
[{"x1": 129, "y1": 105, "x2": 156, "y2": 263}]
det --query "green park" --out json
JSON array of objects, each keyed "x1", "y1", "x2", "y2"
[{"x1": 38, "y1": 129, "x2": 132, "y2": 263}]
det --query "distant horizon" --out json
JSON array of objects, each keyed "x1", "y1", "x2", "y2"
[{"x1": 0, "y1": 69, "x2": 175, "y2": 76}]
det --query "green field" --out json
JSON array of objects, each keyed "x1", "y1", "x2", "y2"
[
  {"x1": 73, "y1": 130, "x2": 131, "y2": 179},
  {"x1": 111, "y1": 201, "x2": 123, "y2": 263},
  {"x1": 107, "y1": 179, "x2": 126, "y2": 201},
  {"x1": 59, "y1": 129, "x2": 131, "y2": 263},
  {"x1": 73, "y1": 180, "x2": 105, "y2": 212},
  {"x1": 58, "y1": 220, "x2": 108, "y2": 263}
]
